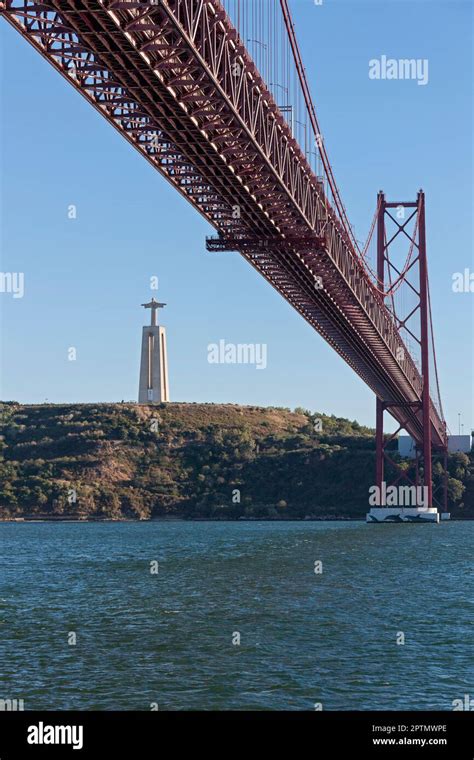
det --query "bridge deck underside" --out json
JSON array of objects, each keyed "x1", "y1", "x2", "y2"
[{"x1": 1, "y1": 0, "x2": 446, "y2": 449}]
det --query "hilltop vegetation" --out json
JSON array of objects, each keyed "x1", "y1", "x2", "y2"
[{"x1": 0, "y1": 402, "x2": 472, "y2": 519}]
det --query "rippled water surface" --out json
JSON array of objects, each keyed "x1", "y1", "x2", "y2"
[{"x1": 0, "y1": 521, "x2": 472, "y2": 710}]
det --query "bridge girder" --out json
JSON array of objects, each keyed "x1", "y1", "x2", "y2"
[{"x1": 0, "y1": 0, "x2": 447, "y2": 450}]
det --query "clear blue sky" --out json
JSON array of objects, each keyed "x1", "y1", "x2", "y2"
[{"x1": 0, "y1": 0, "x2": 472, "y2": 434}]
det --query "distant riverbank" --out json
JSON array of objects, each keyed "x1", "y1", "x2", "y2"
[
  {"x1": 2, "y1": 401, "x2": 472, "y2": 521},
  {"x1": 2, "y1": 514, "x2": 363, "y2": 522},
  {"x1": 2, "y1": 514, "x2": 472, "y2": 523}
]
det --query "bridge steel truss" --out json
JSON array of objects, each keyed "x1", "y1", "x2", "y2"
[{"x1": 1, "y1": 0, "x2": 448, "y2": 503}]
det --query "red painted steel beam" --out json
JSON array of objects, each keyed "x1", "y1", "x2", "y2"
[{"x1": 418, "y1": 191, "x2": 433, "y2": 505}]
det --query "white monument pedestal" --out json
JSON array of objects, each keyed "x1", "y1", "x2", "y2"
[{"x1": 366, "y1": 507, "x2": 444, "y2": 524}]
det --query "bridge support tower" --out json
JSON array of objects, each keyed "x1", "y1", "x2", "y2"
[{"x1": 372, "y1": 191, "x2": 448, "y2": 520}]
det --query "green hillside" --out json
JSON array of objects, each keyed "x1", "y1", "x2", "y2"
[{"x1": 0, "y1": 402, "x2": 472, "y2": 519}]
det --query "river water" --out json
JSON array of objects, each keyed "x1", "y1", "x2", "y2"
[{"x1": 0, "y1": 521, "x2": 472, "y2": 710}]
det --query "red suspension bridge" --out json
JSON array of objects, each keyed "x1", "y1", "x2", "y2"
[{"x1": 0, "y1": 0, "x2": 449, "y2": 511}]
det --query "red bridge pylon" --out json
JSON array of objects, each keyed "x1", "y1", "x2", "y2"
[{"x1": 374, "y1": 191, "x2": 448, "y2": 511}]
